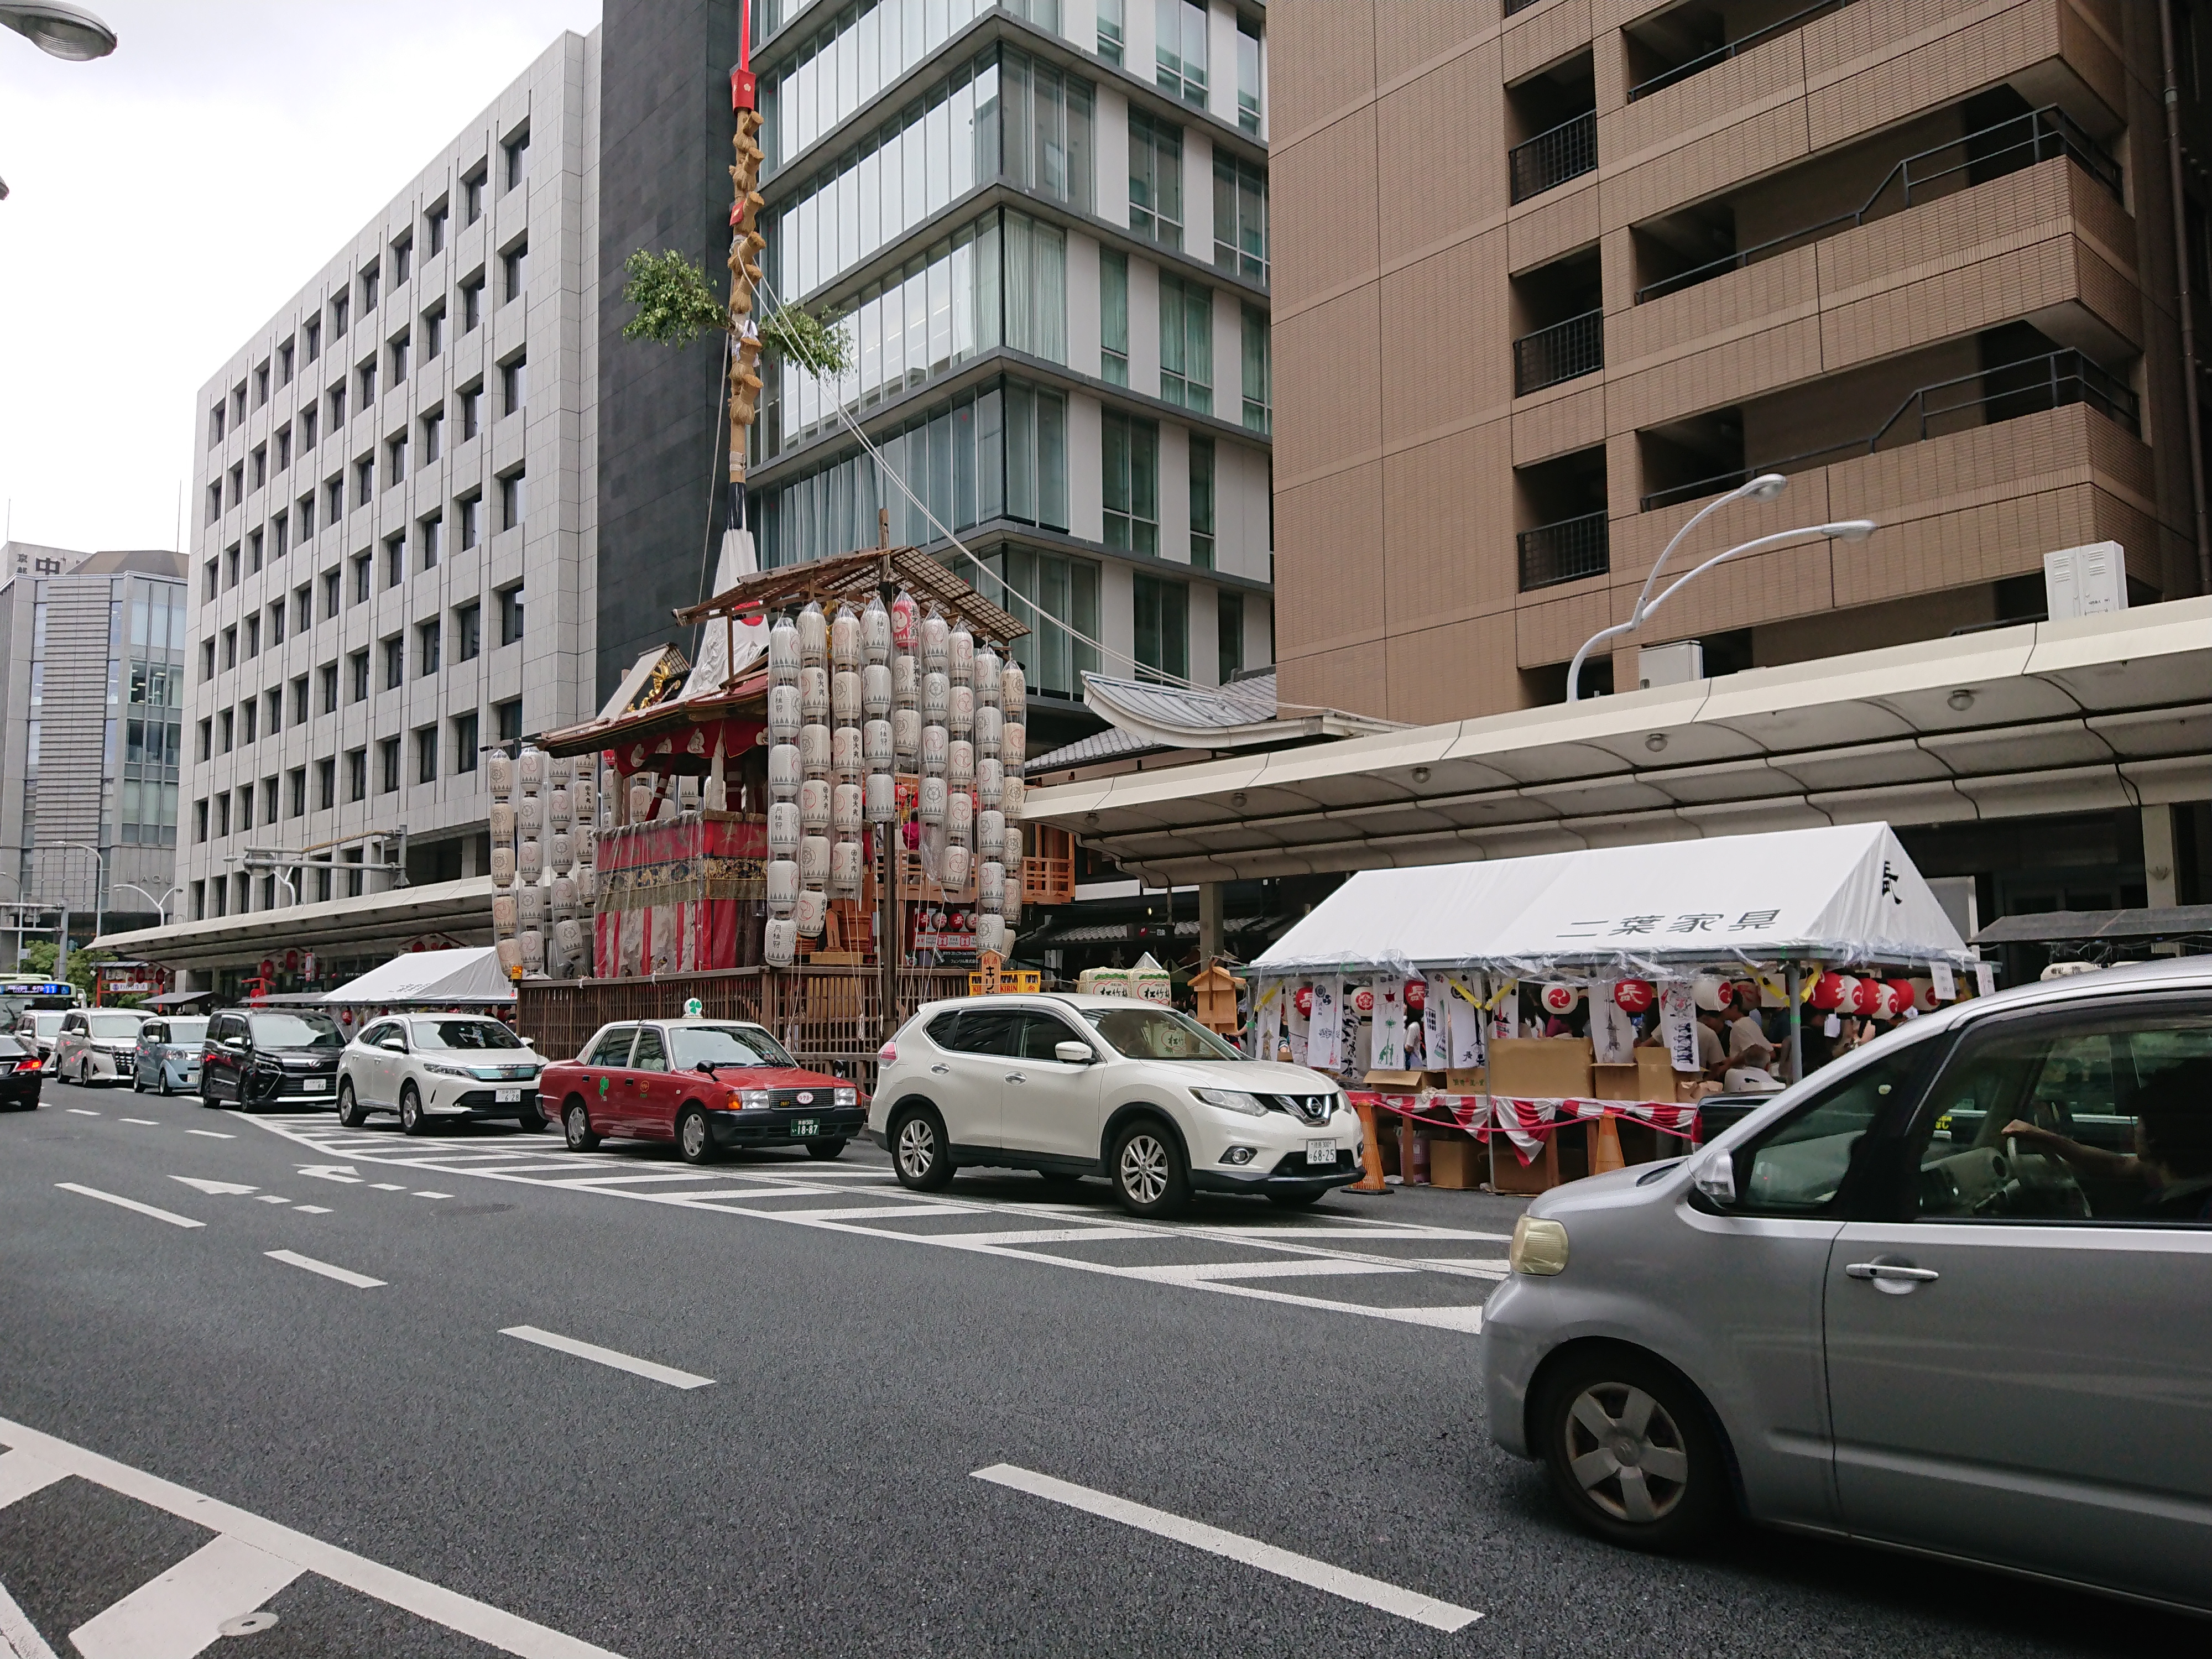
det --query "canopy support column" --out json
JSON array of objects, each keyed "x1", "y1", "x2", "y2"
[{"x1": 1786, "y1": 963, "x2": 1803, "y2": 1084}]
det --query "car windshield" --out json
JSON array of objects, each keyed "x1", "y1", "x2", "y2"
[
  {"x1": 165, "y1": 1019, "x2": 209, "y2": 1045},
  {"x1": 667, "y1": 1024, "x2": 794, "y2": 1070},
  {"x1": 29, "y1": 1014, "x2": 65, "y2": 1037},
  {"x1": 410, "y1": 1019, "x2": 523, "y2": 1052},
  {"x1": 247, "y1": 1012, "x2": 345, "y2": 1048},
  {"x1": 88, "y1": 1013, "x2": 146, "y2": 1037},
  {"x1": 1083, "y1": 1005, "x2": 1245, "y2": 1061}
]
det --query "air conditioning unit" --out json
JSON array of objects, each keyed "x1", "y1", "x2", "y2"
[
  {"x1": 1637, "y1": 639, "x2": 1704, "y2": 690},
  {"x1": 2042, "y1": 541, "x2": 2128, "y2": 620}
]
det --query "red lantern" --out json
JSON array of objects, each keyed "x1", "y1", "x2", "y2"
[
  {"x1": 1540, "y1": 983, "x2": 1580, "y2": 1015},
  {"x1": 259, "y1": 958, "x2": 276, "y2": 978},
  {"x1": 1809, "y1": 972, "x2": 1848, "y2": 1010},
  {"x1": 1613, "y1": 979, "x2": 1655, "y2": 1014},
  {"x1": 1885, "y1": 979, "x2": 1918, "y2": 1014},
  {"x1": 1850, "y1": 977, "x2": 1882, "y2": 1015},
  {"x1": 1294, "y1": 985, "x2": 1314, "y2": 1018},
  {"x1": 1352, "y1": 987, "x2": 1375, "y2": 1014},
  {"x1": 1404, "y1": 980, "x2": 1425, "y2": 1012},
  {"x1": 284, "y1": 950, "x2": 300, "y2": 971}
]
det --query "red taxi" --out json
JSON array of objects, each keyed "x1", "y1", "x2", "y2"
[{"x1": 541, "y1": 1017, "x2": 862, "y2": 1164}]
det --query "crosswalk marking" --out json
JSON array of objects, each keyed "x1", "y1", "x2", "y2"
[
  {"x1": 0, "y1": 1449, "x2": 65, "y2": 1511},
  {"x1": 244, "y1": 1119, "x2": 1504, "y2": 1336},
  {"x1": 70, "y1": 1533, "x2": 302, "y2": 1659}
]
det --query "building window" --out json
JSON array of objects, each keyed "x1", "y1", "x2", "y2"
[
  {"x1": 459, "y1": 382, "x2": 482, "y2": 439},
  {"x1": 499, "y1": 469, "x2": 526, "y2": 531},
  {"x1": 357, "y1": 359, "x2": 377, "y2": 406},
  {"x1": 500, "y1": 354, "x2": 527, "y2": 416},
  {"x1": 276, "y1": 424, "x2": 292, "y2": 468},
  {"x1": 221, "y1": 624, "x2": 237, "y2": 668},
  {"x1": 347, "y1": 747, "x2": 367, "y2": 801},
  {"x1": 419, "y1": 515, "x2": 442, "y2": 569},
  {"x1": 1156, "y1": 0, "x2": 1208, "y2": 105},
  {"x1": 316, "y1": 756, "x2": 336, "y2": 810},
  {"x1": 319, "y1": 661, "x2": 338, "y2": 713},
  {"x1": 1214, "y1": 155, "x2": 1269, "y2": 284},
  {"x1": 191, "y1": 880, "x2": 205, "y2": 918},
  {"x1": 348, "y1": 648, "x2": 369, "y2": 702},
  {"x1": 390, "y1": 231, "x2": 412, "y2": 285},
  {"x1": 501, "y1": 241, "x2": 528, "y2": 305},
  {"x1": 265, "y1": 599, "x2": 283, "y2": 647},
  {"x1": 286, "y1": 768, "x2": 306, "y2": 817},
  {"x1": 296, "y1": 488, "x2": 314, "y2": 537},
  {"x1": 208, "y1": 403, "x2": 225, "y2": 447},
  {"x1": 414, "y1": 726, "x2": 437, "y2": 784},
  {"x1": 452, "y1": 709, "x2": 479, "y2": 773},
  {"x1": 421, "y1": 408, "x2": 443, "y2": 462},
  {"x1": 205, "y1": 482, "x2": 222, "y2": 525},
  {"x1": 386, "y1": 433, "x2": 406, "y2": 486},
  {"x1": 382, "y1": 635, "x2": 404, "y2": 690},
  {"x1": 495, "y1": 698, "x2": 523, "y2": 743},
  {"x1": 240, "y1": 699, "x2": 257, "y2": 744},
  {"x1": 304, "y1": 316, "x2": 321, "y2": 362},
  {"x1": 503, "y1": 127, "x2": 529, "y2": 192},
  {"x1": 461, "y1": 275, "x2": 483, "y2": 332},
  {"x1": 228, "y1": 462, "x2": 243, "y2": 507},
  {"x1": 1128, "y1": 111, "x2": 1183, "y2": 249},
  {"x1": 1218, "y1": 588, "x2": 1244, "y2": 682},
  {"x1": 423, "y1": 303, "x2": 445, "y2": 362},
  {"x1": 236, "y1": 782, "x2": 253, "y2": 831},
  {"x1": 383, "y1": 534, "x2": 404, "y2": 588},
  {"x1": 425, "y1": 199, "x2": 447, "y2": 255},
  {"x1": 248, "y1": 527, "x2": 264, "y2": 572},
  {"x1": 330, "y1": 293, "x2": 348, "y2": 338},
  {"x1": 1099, "y1": 248, "x2": 1129, "y2": 385},
  {"x1": 417, "y1": 619, "x2": 441, "y2": 676},
  {"x1": 327, "y1": 383, "x2": 347, "y2": 429},
  {"x1": 272, "y1": 510, "x2": 289, "y2": 558},
  {"x1": 498, "y1": 583, "x2": 525, "y2": 645},
  {"x1": 350, "y1": 552, "x2": 371, "y2": 604},
  {"x1": 1236, "y1": 18, "x2": 1262, "y2": 134},
  {"x1": 1241, "y1": 302, "x2": 1271, "y2": 433},
  {"x1": 294, "y1": 583, "x2": 312, "y2": 632},
  {"x1": 202, "y1": 559, "x2": 218, "y2": 601},
  {"x1": 1133, "y1": 571, "x2": 1188, "y2": 682},
  {"x1": 389, "y1": 331, "x2": 409, "y2": 386},
  {"x1": 215, "y1": 792, "x2": 231, "y2": 836},
  {"x1": 457, "y1": 491, "x2": 482, "y2": 550},
  {"x1": 322, "y1": 568, "x2": 341, "y2": 618},
  {"x1": 1159, "y1": 275, "x2": 1212, "y2": 413},
  {"x1": 462, "y1": 165, "x2": 485, "y2": 225},
  {"x1": 326, "y1": 475, "x2": 345, "y2": 523},
  {"x1": 1188, "y1": 436, "x2": 1215, "y2": 568},
  {"x1": 196, "y1": 718, "x2": 211, "y2": 761},
  {"x1": 301, "y1": 406, "x2": 317, "y2": 451},
  {"x1": 358, "y1": 263, "x2": 379, "y2": 312},
  {"x1": 378, "y1": 737, "x2": 400, "y2": 794},
  {"x1": 455, "y1": 601, "x2": 482, "y2": 661},
  {"x1": 985, "y1": 546, "x2": 1099, "y2": 698},
  {"x1": 1103, "y1": 411, "x2": 1159, "y2": 554},
  {"x1": 1097, "y1": 0, "x2": 1123, "y2": 62},
  {"x1": 354, "y1": 456, "x2": 374, "y2": 509}
]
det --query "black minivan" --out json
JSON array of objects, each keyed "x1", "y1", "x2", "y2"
[{"x1": 201, "y1": 1008, "x2": 347, "y2": 1110}]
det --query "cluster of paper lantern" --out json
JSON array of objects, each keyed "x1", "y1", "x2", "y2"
[
  {"x1": 1808, "y1": 972, "x2": 1924, "y2": 1017},
  {"x1": 490, "y1": 745, "x2": 596, "y2": 979}
]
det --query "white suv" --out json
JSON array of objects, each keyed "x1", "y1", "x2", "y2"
[{"x1": 868, "y1": 994, "x2": 1361, "y2": 1217}]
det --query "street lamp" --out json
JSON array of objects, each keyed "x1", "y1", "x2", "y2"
[
  {"x1": 113, "y1": 883, "x2": 181, "y2": 926},
  {"x1": 43, "y1": 840, "x2": 103, "y2": 952},
  {"x1": 0, "y1": 2, "x2": 116, "y2": 60},
  {"x1": 1565, "y1": 472, "x2": 1876, "y2": 701}
]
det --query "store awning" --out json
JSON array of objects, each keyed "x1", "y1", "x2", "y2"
[
  {"x1": 1024, "y1": 599, "x2": 2212, "y2": 886},
  {"x1": 93, "y1": 877, "x2": 494, "y2": 973},
  {"x1": 1973, "y1": 905, "x2": 2212, "y2": 946},
  {"x1": 1251, "y1": 823, "x2": 1970, "y2": 976},
  {"x1": 324, "y1": 945, "x2": 514, "y2": 1006}
]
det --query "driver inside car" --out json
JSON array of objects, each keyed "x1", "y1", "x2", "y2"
[{"x1": 2002, "y1": 1057, "x2": 2212, "y2": 1220}]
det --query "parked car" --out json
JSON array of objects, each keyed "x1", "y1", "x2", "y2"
[
  {"x1": 52, "y1": 1008, "x2": 150, "y2": 1086},
  {"x1": 1482, "y1": 956, "x2": 2212, "y2": 1614},
  {"x1": 868, "y1": 994, "x2": 1363, "y2": 1217},
  {"x1": 200, "y1": 1008, "x2": 347, "y2": 1110},
  {"x1": 17, "y1": 1010, "x2": 69, "y2": 1062},
  {"x1": 0, "y1": 1033, "x2": 45, "y2": 1109},
  {"x1": 132, "y1": 1016, "x2": 208, "y2": 1094},
  {"x1": 542, "y1": 1019, "x2": 860, "y2": 1163},
  {"x1": 337, "y1": 1014, "x2": 547, "y2": 1134}
]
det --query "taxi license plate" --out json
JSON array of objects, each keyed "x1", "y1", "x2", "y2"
[
  {"x1": 790, "y1": 1118, "x2": 819, "y2": 1139},
  {"x1": 495, "y1": 1088, "x2": 521, "y2": 1103},
  {"x1": 1305, "y1": 1139, "x2": 1337, "y2": 1165},
  {"x1": 301, "y1": 1078, "x2": 327, "y2": 1093}
]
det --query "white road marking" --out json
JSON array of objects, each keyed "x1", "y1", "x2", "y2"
[
  {"x1": 721, "y1": 1202, "x2": 969, "y2": 1222},
  {"x1": 0, "y1": 1575, "x2": 59, "y2": 1659},
  {"x1": 369, "y1": 1183, "x2": 405, "y2": 1191},
  {"x1": 295, "y1": 1205, "x2": 332, "y2": 1215},
  {"x1": 296, "y1": 1165, "x2": 363, "y2": 1183},
  {"x1": 1123, "y1": 1258, "x2": 1413, "y2": 1283},
  {"x1": 65, "y1": 1108, "x2": 99, "y2": 1116},
  {"x1": 254, "y1": 1195, "x2": 291, "y2": 1204},
  {"x1": 184, "y1": 1129, "x2": 234, "y2": 1140},
  {"x1": 972, "y1": 1464, "x2": 1481, "y2": 1631},
  {"x1": 171, "y1": 1177, "x2": 258, "y2": 1196},
  {"x1": 70, "y1": 1532, "x2": 303, "y2": 1659},
  {"x1": 0, "y1": 1448, "x2": 65, "y2": 1511},
  {"x1": 56, "y1": 1183, "x2": 203, "y2": 1229},
  {"x1": 265, "y1": 1250, "x2": 384, "y2": 1288},
  {"x1": 500, "y1": 1326, "x2": 712, "y2": 1390},
  {"x1": 0, "y1": 1414, "x2": 625, "y2": 1658},
  {"x1": 118, "y1": 1118, "x2": 160, "y2": 1126},
  {"x1": 921, "y1": 1226, "x2": 1156, "y2": 1246},
  {"x1": 413, "y1": 1191, "x2": 451, "y2": 1199}
]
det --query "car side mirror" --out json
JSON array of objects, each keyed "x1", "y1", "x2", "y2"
[
  {"x1": 1691, "y1": 1150, "x2": 1736, "y2": 1206},
  {"x1": 1054, "y1": 1041, "x2": 1094, "y2": 1065}
]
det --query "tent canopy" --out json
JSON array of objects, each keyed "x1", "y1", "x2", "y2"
[
  {"x1": 1252, "y1": 823, "x2": 1970, "y2": 978},
  {"x1": 324, "y1": 946, "x2": 515, "y2": 1006}
]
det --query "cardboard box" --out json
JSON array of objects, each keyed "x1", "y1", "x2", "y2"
[
  {"x1": 1446, "y1": 1068, "x2": 1486, "y2": 1095},
  {"x1": 1363, "y1": 1070, "x2": 1426, "y2": 1093},
  {"x1": 1592, "y1": 1063, "x2": 1644, "y2": 1102},
  {"x1": 1637, "y1": 1047, "x2": 1682, "y2": 1103},
  {"x1": 1488, "y1": 1037, "x2": 1593, "y2": 1101},
  {"x1": 1428, "y1": 1135, "x2": 1484, "y2": 1190},
  {"x1": 1489, "y1": 1133, "x2": 1558, "y2": 1194}
]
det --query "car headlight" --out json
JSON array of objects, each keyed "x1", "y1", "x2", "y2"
[
  {"x1": 1509, "y1": 1215, "x2": 1571, "y2": 1276},
  {"x1": 738, "y1": 1089, "x2": 772, "y2": 1109},
  {"x1": 1192, "y1": 1087, "x2": 1269, "y2": 1117},
  {"x1": 834, "y1": 1087, "x2": 857, "y2": 1108},
  {"x1": 424, "y1": 1062, "x2": 474, "y2": 1078}
]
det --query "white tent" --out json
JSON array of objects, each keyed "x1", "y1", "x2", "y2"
[
  {"x1": 1253, "y1": 824, "x2": 1970, "y2": 978},
  {"x1": 322, "y1": 946, "x2": 515, "y2": 1006}
]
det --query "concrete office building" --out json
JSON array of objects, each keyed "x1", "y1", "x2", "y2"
[
  {"x1": 0, "y1": 542, "x2": 187, "y2": 946},
  {"x1": 175, "y1": 34, "x2": 598, "y2": 959},
  {"x1": 1269, "y1": 0, "x2": 2208, "y2": 716}
]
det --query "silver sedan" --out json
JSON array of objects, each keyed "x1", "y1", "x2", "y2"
[{"x1": 1483, "y1": 957, "x2": 2212, "y2": 1615}]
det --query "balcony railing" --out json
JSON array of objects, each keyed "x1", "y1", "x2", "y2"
[
  {"x1": 1639, "y1": 349, "x2": 2140, "y2": 511},
  {"x1": 1515, "y1": 310, "x2": 1604, "y2": 395},
  {"x1": 1510, "y1": 111, "x2": 1597, "y2": 205},
  {"x1": 1636, "y1": 106, "x2": 2124, "y2": 304},
  {"x1": 1628, "y1": 0, "x2": 1853, "y2": 102},
  {"x1": 1518, "y1": 510, "x2": 1610, "y2": 591}
]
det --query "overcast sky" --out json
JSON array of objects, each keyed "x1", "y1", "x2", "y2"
[{"x1": 0, "y1": 1, "x2": 602, "y2": 555}]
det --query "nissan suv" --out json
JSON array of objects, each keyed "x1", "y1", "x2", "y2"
[{"x1": 868, "y1": 994, "x2": 1361, "y2": 1217}]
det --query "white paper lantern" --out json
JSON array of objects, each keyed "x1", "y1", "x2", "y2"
[
  {"x1": 799, "y1": 834, "x2": 831, "y2": 885},
  {"x1": 863, "y1": 718, "x2": 894, "y2": 771},
  {"x1": 948, "y1": 683, "x2": 974, "y2": 737},
  {"x1": 799, "y1": 665, "x2": 830, "y2": 723},
  {"x1": 766, "y1": 858, "x2": 799, "y2": 914},
  {"x1": 1001, "y1": 662, "x2": 1026, "y2": 717},
  {"x1": 978, "y1": 810, "x2": 1006, "y2": 858},
  {"x1": 764, "y1": 917, "x2": 797, "y2": 966},
  {"x1": 948, "y1": 623, "x2": 974, "y2": 686},
  {"x1": 548, "y1": 787, "x2": 572, "y2": 830},
  {"x1": 919, "y1": 775, "x2": 947, "y2": 826},
  {"x1": 1000, "y1": 879, "x2": 1022, "y2": 925},
  {"x1": 799, "y1": 723, "x2": 831, "y2": 778},
  {"x1": 495, "y1": 936, "x2": 524, "y2": 975},
  {"x1": 862, "y1": 663, "x2": 892, "y2": 718},
  {"x1": 492, "y1": 893, "x2": 518, "y2": 934},
  {"x1": 518, "y1": 745, "x2": 545, "y2": 793},
  {"x1": 575, "y1": 826, "x2": 595, "y2": 867},
  {"x1": 974, "y1": 704, "x2": 1002, "y2": 758},
  {"x1": 832, "y1": 782, "x2": 863, "y2": 834},
  {"x1": 975, "y1": 915, "x2": 1008, "y2": 956},
  {"x1": 517, "y1": 882, "x2": 545, "y2": 929},
  {"x1": 491, "y1": 845, "x2": 516, "y2": 888},
  {"x1": 975, "y1": 758, "x2": 1004, "y2": 808},
  {"x1": 862, "y1": 592, "x2": 892, "y2": 665},
  {"x1": 799, "y1": 777, "x2": 831, "y2": 832},
  {"x1": 518, "y1": 838, "x2": 544, "y2": 881},
  {"x1": 947, "y1": 739, "x2": 974, "y2": 790},
  {"x1": 974, "y1": 645, "x2": 1001, "y2": 706},
  {"x1": 920, "y1": 723, "x2": 948, "y2": 776},
  {"x1": 832, "y1": 724, "x2": 863, "y2": 781},
  {"x1": 768, "y1": 801, "x2": 801, "y2": 855},
  {"x1": 946, "y1": 790, "x2": 973, "y2": 844},
  {"x1": 552, "y1": 874, "x2": 577, "y2": 914},
  {"x1": 831, "y1": 838, "x2": 864, "y2": 896},
  {"x1": 766, "y1": 684, "x2": 801, "y2": 740},
  {"x1": 795, "y1": 887, "x2": 826, "y2": 938},
  {"x1": 517, "y1": 795, "x2": 544, "y2": 836},
  {"x1": 549, "y1": 754, "x2": 574, "y2": 787},
  {"x1": 1001, "y1": 774, "x2": 1025, "y2": 819},
  {"x1": 832, "y1": 669, "x2": 862, "y2": 725},
  {"x1": 920, "y1": 609, "x2": 950, "y2": 673},
  {"x1": 769, "y1": 614, "x2": 802, "y2": 683},
  {"x1": 941, "y1": 842, "x2": 972, "y2": 890},
  {"x1": 831, "y1": 607, "x2": 861, "y2": 670},
  {"x1": 797, "y1": 599, "x2": 828, "y2": 667},
  {"x1": 487, "y1": 750, "x2": 514, "y2": 800},
  {"x1": 554, "y1": 917, "x2": 585, "y2": 964},
  {"x1": 893, "y1": 707, "x2": 921, "y2": 765},
  {"x1": 550, "y1": 831, "x2": 573, "y2": 873},
  {"x1": 921, "y1": 670, "x2": 949, "y2": 723},
  {"x1": 892, "y1": 654, "x2": 918, "y2": 707},
  {"x1": 575, "y1": 865, "x2": 597, "y2": 906},
  {"x1": 864, "y1": 772, "x2": 896, "y2": 822},
  {"x1": 769, "y1": 742, "x2": 801, "y2": 800},
  {"x1": 978, "y1": 860, "x2": 1005, "y2": 911},
  {"x1": 1002, "y1": 721, "x2": 1026, "y2": 768}
]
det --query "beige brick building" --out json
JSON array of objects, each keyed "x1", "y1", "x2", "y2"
[{"x1": 1268, "y1": 0, "x2": 2210, "y2": 722}]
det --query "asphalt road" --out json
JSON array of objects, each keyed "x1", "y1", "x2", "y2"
[{"x1": 0, "y1": 1074, "x2": 2199, "y2": 1658}]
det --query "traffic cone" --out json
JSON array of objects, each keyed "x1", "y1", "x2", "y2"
[
  {"x1": 1591, "y1": 1113, "x2": 1625, "y2": 1175},
  {"x1": 1350, "y1": 1098, "x2": 1390, "y2": 1193}
]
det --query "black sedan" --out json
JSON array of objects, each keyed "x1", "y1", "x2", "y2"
[{"x1": 0, "y1": 1034, "x2": 45, "y2": 1109}]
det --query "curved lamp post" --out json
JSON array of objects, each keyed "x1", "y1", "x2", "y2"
[
  {"x1": 113, "y1": 882, "x2": 181, "y2": 927},
  {"x1": 0, "y1": 2, "x2": 116, "y2": 59},
  {"x1": 1566, "y1": 472, "x2": 1876, "y2": 701}
]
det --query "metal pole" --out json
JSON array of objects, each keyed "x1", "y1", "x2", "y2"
[
  {"x1": 2163, "y1": 0, "x2": 2212, "y2": 597},
  {"x1": 1786, "y1": 962, "x2": 1803, "y2": 1083}
]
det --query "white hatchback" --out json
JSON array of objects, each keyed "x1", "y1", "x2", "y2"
[{"x1": 868, "y1": 994, "x2": 1361, "y2": 1217}]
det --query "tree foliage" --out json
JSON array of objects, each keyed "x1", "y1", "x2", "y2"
[
  {"x1": 619, "y1": 249, "x2": 726, "y2": 348},
  {"x1": 758, "y1": 305, "x2": 854, "y2": 377}
]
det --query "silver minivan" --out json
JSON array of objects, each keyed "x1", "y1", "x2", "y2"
[{"x1": 1483, "y1": 957, "x2": 2212, "y2": 1614}]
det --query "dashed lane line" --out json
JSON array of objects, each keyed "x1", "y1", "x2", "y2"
[
  {"x1": 266, "y1": 1250, "x2": 384, "y2": 1289},
  {"x1": 185, "y1": 1129, "x2": 234, "y2": 1140},
  {"x1": 55, "y1": 1183, "x2": 203, "y2": 1229},
  {"x1": 118, "y1": 1118, "x2": 159, "y2": 1126},
  {"x1": 500, "y1": 1326, "x2": 713, "y2": 1390},
  {"x1": 65, "y1": 1108, "x2": 98, "y2": 1117}
]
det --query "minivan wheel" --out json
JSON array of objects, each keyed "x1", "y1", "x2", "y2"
[
  {"x1": 676, "y1": 1105, "x2": 717, "y2": 1165},
  {"x1": 890, "y1": 1109, "x2": 952, "y2": 1191},
  {"x1": 1110, "y1": 1120, "x2": 1189, "y2": 1218},
  {"x1": 399, "y1": 1084, "x2": 428, "y2": 1136},
  {"x1": 563, "y1": 1098, "x2": 599, "y2": 1152},
  {"x1": 1535, "y1": 1350, "x2": 1725, "y2": 1552}
]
